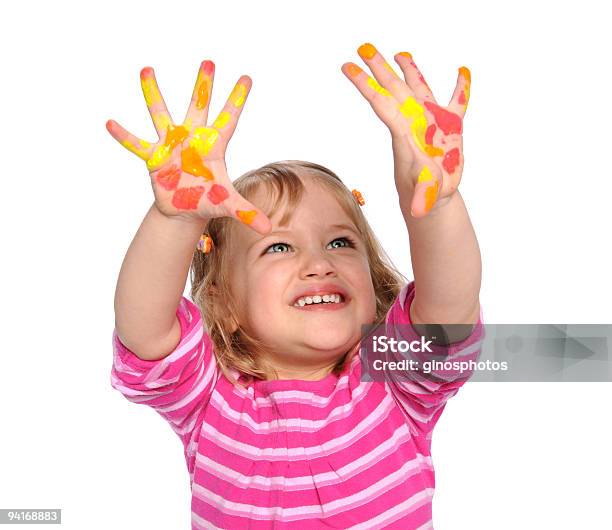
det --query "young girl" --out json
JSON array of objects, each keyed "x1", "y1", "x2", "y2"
[{"x1": 108, "y1": 43, "x2": 483, "y2": 529}]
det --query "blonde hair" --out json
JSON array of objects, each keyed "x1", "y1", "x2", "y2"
[{"x1": 190, "y1": 160, "x2": 407, "y2": 386}]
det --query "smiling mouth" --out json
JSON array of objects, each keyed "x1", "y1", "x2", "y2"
[{"x1": 293, "y1": 293, "x2": 345, "y2": 308}]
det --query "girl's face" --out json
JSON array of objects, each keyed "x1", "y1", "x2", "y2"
[{"x1": 229, "y1": 176, "x2": 377, "y2": 380}]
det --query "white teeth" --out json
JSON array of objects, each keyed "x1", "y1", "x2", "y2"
[{"x1": 294, "y1": 293, "x2": 343, "y2": 307}]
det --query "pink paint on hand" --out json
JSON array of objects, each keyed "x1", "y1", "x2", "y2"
[
  {"x1": 202, "y1": 61, "x2": 214, "y2": 76},
  {"x1": 172, "y1": 186, "x2": 205, "y2": 210},
  {"x1": 140, "y1": 66, "x2": 154, "y2": 79},
  {"x1": 458, "y1": 91, "x2": 466, "y2": 105},
  {"x1": 155, "y1": 165, "x2": 181, "y2": 191},
  {"x1": 423, "y1": 101, "x2": 462, "y2": 135},
  {"x1": 425, "y1": 124, "x2": 436, "y2": 145},
  {"x1": 207, "y1": 184, "x2": 229, "y2": 205},
  {"x1": 442, "y1": 148, "x2": 460, "y2": 174}
]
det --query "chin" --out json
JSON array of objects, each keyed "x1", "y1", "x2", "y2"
[{"x1": 299, "y1": 328, "x2": 357, "y2": 352}]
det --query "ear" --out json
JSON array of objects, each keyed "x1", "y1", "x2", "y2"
[{"x1": 208, "y1": 283, "x2": 240, "y2": 334}]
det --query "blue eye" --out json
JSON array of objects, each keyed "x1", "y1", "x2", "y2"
[
  {"x1": 265, "y1": 243, "x2": 291, "y2": 254},
  {"x1": 264, "y1": 236, "x2": 356, "y2": 255},
  {"x1": 327, "y1": 237, "x2": 353, "y2": 249}
]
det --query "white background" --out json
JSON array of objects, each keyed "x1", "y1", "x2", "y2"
[{"x1": 1, "y1": 0, "x2": 611, "y2": 528}]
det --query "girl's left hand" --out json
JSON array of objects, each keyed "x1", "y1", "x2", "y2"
[{"x1": 342, "y1": 43, "x2": 471, "y2": 217}]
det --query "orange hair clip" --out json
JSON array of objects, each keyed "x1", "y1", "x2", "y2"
[
  {"x1": 197, "y1": 233, "x2": 214, "y2": 254},
  {"x1": 352, "y1": 189, "x2": 365, "y2": 206}
]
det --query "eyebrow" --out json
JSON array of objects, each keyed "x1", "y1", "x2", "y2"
[{"x1": 247, "y1": 223, "x2": 361, "y2": 253}]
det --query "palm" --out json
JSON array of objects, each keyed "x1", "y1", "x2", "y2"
[
  {"x1": 106, "y1": 62, "x2": 271, "y2": 234},
  {"x1": 342, "y1": 44, "x2": 471, "y2": 217}
]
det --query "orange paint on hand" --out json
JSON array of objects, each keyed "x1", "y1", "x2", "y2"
[
  {"x1": 424, "y1": 182, "x2": 439, "y2": 213},
  {"x1": 181, "y1": 146, "x2": 214, "y2": 180},
  {"x1": 196, "y1": 81, "x2": 209, "y2": 110},
  {"x1": 155, "y1": 164, "x2": 181, "y2": 190},
  {"x1": 165, "y1": 125, "x2": 189, "y2": 149},
  {"x1": 172, "y1": 186, "x2": 205, "y2": 210},
  {"x1": 459, "y1": 66, "x2": 471, "y2": 83},
  {"x1": 347, "y1": 64, "x2": 363, "y2": 77},
  {"x1": 358, "y1": 43, "x2": 377, "y2": 60},
  {"x1": 425, "y1": 145, "x2": 444, "y2": 157},
  {"x1": 398, "y1": 51, "x2": 412, "y2": 59},
  {"x1": 207, "y1": 184, "x2": 229, "y2": 205},
  {"x1": 459, "y1": 66, "x2": 471, "y2": 107},
  {"x1": 236, "y1": 209, "x2": 257, "y2": 225}
]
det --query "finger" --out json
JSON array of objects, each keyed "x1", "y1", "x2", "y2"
[
  {"x1": 393, "y1": 52, "x2": 437, "y2": 103},
  {"x1": 210, "y1": 75, "x2": 252, "y2": 145},
  {"x1": 184, "y1": 76, "x2": 252, "y2": 162},
  {"x1": 410, "y1": 163, "x2": 442, "y2": 218},
  {"x1": 183, "y1": 60, "x2": 215, "y2": 129},
  {"x1": 341, "y1": 62, "x2": 401, "y2": 130},
  {"x1": 447, "y1": 66, "x2": 471, "y2": 118},
  {"x1": 140, "y1": 66, "x2": 173, "y2": 138},
  {"x1": 105, "y1": 119, "x2": 152, "y2": 161},
  {"x1": 356, "y1": 42, "x2": 413, "y2": 103},
  {"x1": 227, "y1": 194, "x2": 272, "y2": 235}
]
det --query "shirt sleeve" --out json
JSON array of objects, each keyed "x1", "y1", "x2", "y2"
[
  {"x1": 382, "y1": 281, "x2": 485, "y2": 440},
  {"x1": 110, "y1": 296, "x2": 218, "y2": 474}
]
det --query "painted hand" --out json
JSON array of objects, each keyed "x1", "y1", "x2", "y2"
[
  {"x1": 106, "y1": 61, "x2": 271, "y2": 234},
  {"x1": 342, "y1": 44, "x2": 471, "y2": 217}
]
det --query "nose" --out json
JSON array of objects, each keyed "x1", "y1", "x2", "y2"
[{"x1": 299, "y1": 248, "x2": 337, "y2": 279}]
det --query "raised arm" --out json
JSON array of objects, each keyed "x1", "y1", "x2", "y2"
[
  {"x1": 342, "y1": 44, "x2": 480, "y2": 339},
  {"x1": 107, "y1": 61, "x2": 272, "y2": 360}
]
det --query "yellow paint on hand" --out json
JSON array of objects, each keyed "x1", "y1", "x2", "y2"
[
  {"x1": 141, "y1": 76, "x2": 162, "y2": 107},
  {"x1": 417, "y1": 165, "x2": 434, "y2": 183},
  {"x1": 383, "y1": 62, "x2": 400, "y2": 78},
  {"x1": 121, "y1": 138, "x2": 151, "y2": 160},
  {"x1": 399, "y1": 96, "x2": 428, "y2": 153},
  {"x1": 398, "y1": 51, "x2": 413, "y2": 59},
  {"x1": 190, "y1": 127, "x2": 219, "y2": 157},
  {"x1": 229, "y1": 84, "x2": 247, "y2": 107},
  {"x1": 367, "y1": 78, "x2": 391, "y2": 97},
  {"x1": 181, "y1": 146, "x2": 214, "y2": 180},
  {"x1": 153, "y1": 113, "x2": 172, "y2": 134},
  {"x1": 213, "y1": 111, "x2": 231, "y2": 130},
  {"x1": 146, "y1": 144, "x2": 172, "y2": 171},
  {"x1": 236, "y1": 209, "x2": 257, "y2": 225}
]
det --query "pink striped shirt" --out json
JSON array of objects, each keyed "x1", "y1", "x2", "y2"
[{"x1": 111, "y1": 281, "x2": 484, "y2": 529}]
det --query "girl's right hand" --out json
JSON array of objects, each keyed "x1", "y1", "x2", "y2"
[{"x1": 106, "y1": 61, "x2": 272, "y2": 235}]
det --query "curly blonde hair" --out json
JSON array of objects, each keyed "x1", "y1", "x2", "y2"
[{"x1": 190, "y1": 161, "x2": 407, "y2": 387}]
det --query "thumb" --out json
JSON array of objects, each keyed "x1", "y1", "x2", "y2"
[
  {"x1": 225, "y1": 194, "x2": 272, "y2": 235},
  {"x1": 410, "y1": 164, "x2": 442, "y2": 218}
]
